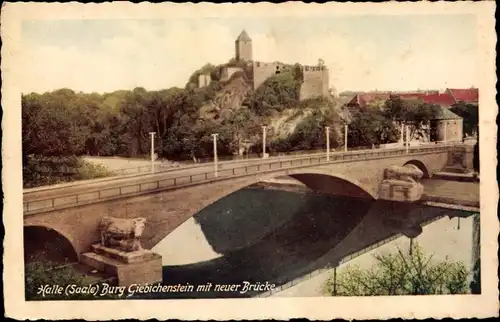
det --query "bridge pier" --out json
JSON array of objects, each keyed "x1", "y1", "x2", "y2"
[
  {"x1": 80, "y1": 217, "x2": 163, "y2": 287},
  {"x1": 442, "y1": 145, "x2": 475, "y2": 174},
  {"x1": 81, "y1": 244, "x2": 163, "y2": 287},
  {"x1": 378, "y1": 164, "x2": 424, "y2": 203}
]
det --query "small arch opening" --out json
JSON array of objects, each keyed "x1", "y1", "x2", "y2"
[
  {"x1": 403, "y1": 160, "x2": 430, "y2": 179},
  {"x1": 24, "y1": 226, "x2": 78, "y2": 265}
]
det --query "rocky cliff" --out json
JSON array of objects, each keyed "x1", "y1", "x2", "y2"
[
  {"x1": 199, "y1": 72, "x2": 252, "y2": 120},
  {"x1": 195, "y1": 68, "x2": 345, "y2": 154}
]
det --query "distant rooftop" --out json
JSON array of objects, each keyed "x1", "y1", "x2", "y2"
[
  {"x1": 433, "y1": 106, "x2": 462, "y2": 120},
  {"x1": 346, "y1": 88, "x2": 479, "y2": 108},
  {"x1": 416, "y1": 93, "x2": 456, "y2": 106},
  {"x1": 447, "y1": 88, "x2": 479, "y2": 103},
  {"x1": 236, "y1": 30, "x2": 252, "y2": 42}
]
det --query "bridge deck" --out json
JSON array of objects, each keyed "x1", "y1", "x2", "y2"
[{"x1": 23, "y1": 144, "x2": 464, "y2": 215}]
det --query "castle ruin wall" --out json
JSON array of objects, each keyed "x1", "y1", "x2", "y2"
[
  {"x1": 220, "y1": 67, "x2": 244, "y2": 82},
  {"x1": 299, "y1": 66, "x2": 329, "y2": 100}
]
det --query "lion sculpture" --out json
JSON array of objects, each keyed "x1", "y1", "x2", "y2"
[
  {"x1": 384, "y1": 165, "x2": 423, "y2": 183},
  {"x1": 379, "y1": 164, "x2": 424, "y2": 202},
  {"x1": 99, "y1": 216, "x2": 147, "y2": 252}
]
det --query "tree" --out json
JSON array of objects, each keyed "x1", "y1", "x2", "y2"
[
  {"x1": 382, "y1": 96, "x2": 439, "y2": 142},
  {"x1": 147, "y1": 88, "x2": 186, "y2": 157},
  {"x1": 382, "y1": 95, "x2": 407, "y2": 123},
  {"x1": 22, "y1": 91, "x2": 92, "y2": 157},
  {"x1": 325, "y1": 243, "x2": 469, "y2": 296},
  {"x1": 119, "y1": 87, "x2": 161, "y2": 156},
  {"x1": 348, "y1": 109, "x2": 399, "y2": 147},
  {"x1": 283, "y1": 109, "x2": 340, "y2": 151},
  {"x1": 291, "y1": 63, "x2": 304, "y2": 83},
  {"x1": 220, "y1": 107, "x2": 260, "y2": 156},
  {"x1": 450, "y1": 102, "x2": 478, "y2": 137}
]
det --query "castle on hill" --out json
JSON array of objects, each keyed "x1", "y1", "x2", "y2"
[{"x1": 198, "y1": 30, "x2": 330, "y2": 101}]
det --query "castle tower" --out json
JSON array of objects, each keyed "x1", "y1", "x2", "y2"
[{"x1": 235, "y1": 30, "x2": 252, "y2": 61}]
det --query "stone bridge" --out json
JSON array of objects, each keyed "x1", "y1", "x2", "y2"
[{"x1": 23, "y1": 144, "x2": 474, "y2": 262}]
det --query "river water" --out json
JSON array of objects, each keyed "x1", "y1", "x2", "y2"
[{"x1": 138, "y1": 184, "x2": 478, "y2": 299}]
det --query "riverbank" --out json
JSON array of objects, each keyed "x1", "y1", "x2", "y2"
[{"x1": 255, "y1": 176, "x2": 480, "y2": 211}]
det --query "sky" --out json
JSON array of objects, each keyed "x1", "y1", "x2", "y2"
[{"x1": 21, "y1": 15, "x2": 478, "y2": 94}]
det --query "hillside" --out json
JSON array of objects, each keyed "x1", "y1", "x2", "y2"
[{"x1": 190, "y1": 63, "x2": 346, "y2": 155}]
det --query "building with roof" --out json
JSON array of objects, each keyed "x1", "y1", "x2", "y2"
[
  {"x1": 344, "y1": 90, "x2": 465, "y2": 145},
  {"x1": 430, "y1": 106, "x2": 463, "y2": 143},
  {"x1": 235, "y1": 30, "x2": 253, "y2": 62}
]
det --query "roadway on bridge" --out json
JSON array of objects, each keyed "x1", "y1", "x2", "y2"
[
  {"x1": 23, "y1": 152, "x2": 328, "y2": 202},
  {"x1": 23, "y1": 144, "x2": 461, "y2": 211}
]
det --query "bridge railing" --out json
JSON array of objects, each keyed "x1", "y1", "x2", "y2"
[
  {"x1": 23, "y1": 144, "x2": 457, "y2": 215},
  {"x1": 98, "y1": 147, "x2": 347, "y2": 176},
  {"x1": 109, "y1": 149, "x2": 331, "y2": 175},
  {"x1": 24, "y1": 150, "x2": 338, "y2": 193},
  {"x1": 94, "y1": 142, "x2": 434, "y2": 177}
]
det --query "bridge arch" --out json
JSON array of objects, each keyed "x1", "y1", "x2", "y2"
[
  {"x1": 403, "y1": 160, "x2": 430, "y2": 178},
  {"x1": 201, "y1": 169, "x2": 378, "y2": 206},
  {"x1": 158, "y1": 169, "x2": 376, "y2": 240},
  {"x1": 152, "y1": 169, "x2": 378, "y2": 251},
  {"x1": 204, "y1": 169, "x2": 377, "y2": 209},
  {"x1": 281, "y1": 169, "x2": 377, "y2": 200},
  {"x1": 24, "y1": 225, "x2": 78, "y2": 264}
]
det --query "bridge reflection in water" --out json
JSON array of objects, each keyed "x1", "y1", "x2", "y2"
[{"x1": 139, "y1": 185, "x2": 476, "y2": 299}]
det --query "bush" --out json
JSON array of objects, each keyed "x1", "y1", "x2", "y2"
[
  {"x1": 74, "y1": 159, "x2": 114, "y2": 180},
  {"x1": 324, "y1": 244, "x2": 470, "y2": 296},
  {"x1": 23, "y1": 155, "x2": 114, "y2": 188},
  {"x1": 23, "y1": 155, "x2": 79, "y2": 188},
  {"x1": 246, "y1": 69, "x2": 302, "y2": 116}
]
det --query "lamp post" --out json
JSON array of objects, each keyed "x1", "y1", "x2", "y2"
[
  {"x1": 333, "y1": 266, "x2": 337, "y2": 296},
  {"x1": 405, "y1": 125, "x2": 410, "y2": 154},
  {"x1": 212, "y1": 133, "x2": 219, "y2": 177},
  {"x1": 344, "y1": 123, "x2": 348, "y2": 152},
  {"x1": 149, "y1": 132, "x2": 156, "y2": 173},
  {"x1": 325, "y1": 126, "x2": 330, "y2": 161},
  {"x1": 444, "y1": 121, "x2": 447, "y2": 144},
  {"x1": 262, "y1": 126, "x2": 267, "y2": 158},
  {"x1": 400, "y1": 123, "x2": 405, "y2": 147}
]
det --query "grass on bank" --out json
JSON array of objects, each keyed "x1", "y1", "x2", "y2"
[{"x1": 23, "y1": 155, "x2": 114, "y2": 188}]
